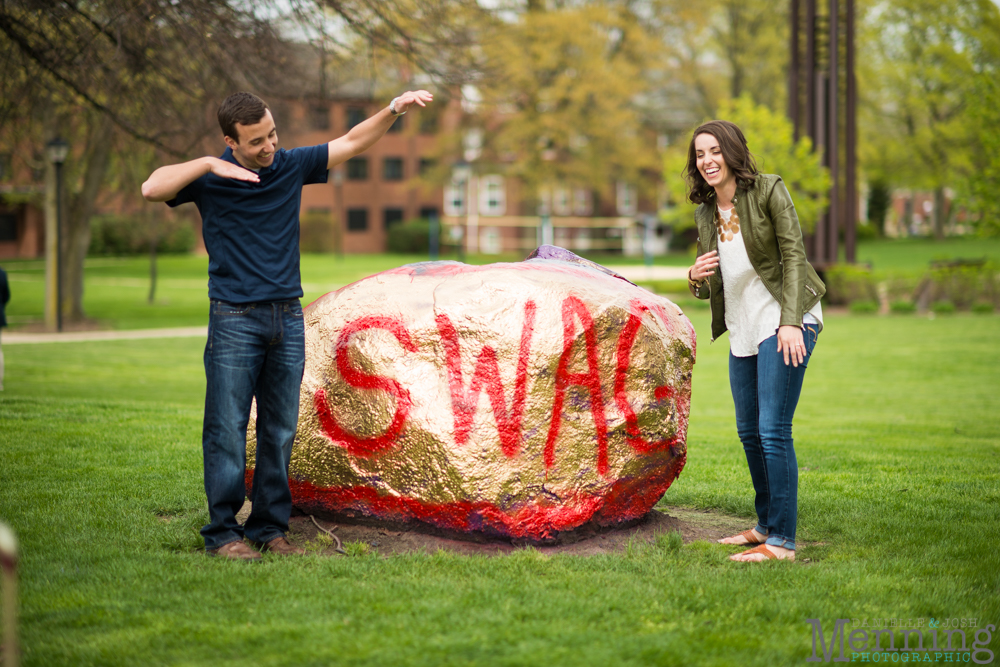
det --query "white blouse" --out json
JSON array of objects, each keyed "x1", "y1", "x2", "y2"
[{"x1": 716, "y1": 206, "x2": 822, "y2": 357}]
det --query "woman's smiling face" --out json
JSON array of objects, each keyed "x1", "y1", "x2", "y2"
[{"x1": 694, "y1": 132, "x2": 733, "y2": 191}]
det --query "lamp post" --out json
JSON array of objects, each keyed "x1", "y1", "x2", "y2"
[{"x1": 46, "y1": 138, "x2": 69, "y2": 332}]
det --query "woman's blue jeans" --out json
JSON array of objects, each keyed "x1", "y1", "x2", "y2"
[
  {"x1": 728, "y1": 325, "x2": 818, "y2": 550},
  {"x1": 200, "y1": 299, "x2": 305, "y2": 550}
]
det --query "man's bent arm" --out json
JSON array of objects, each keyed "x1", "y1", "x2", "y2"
[
  {"x1": 142, "y1": 157, "x2": 260, "y2": 202},
  {"x1": 327, "y1": 90, "x2": 433, "y2": 169}
]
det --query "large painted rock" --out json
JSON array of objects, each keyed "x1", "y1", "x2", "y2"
[{"x1": 247, "y1": 247, "x2": 696, "y2": 542}]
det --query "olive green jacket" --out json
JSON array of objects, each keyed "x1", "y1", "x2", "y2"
[{"x1": 689, "y1": 174, "x2": 826, "y2": 342}]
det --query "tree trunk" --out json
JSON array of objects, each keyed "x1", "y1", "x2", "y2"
[
  {"x1": 933, "y1": 186, "x2": 946, "y2": 240},
  {"x1": 65, "y1": 113, "x2": 116, "y2": 322}
]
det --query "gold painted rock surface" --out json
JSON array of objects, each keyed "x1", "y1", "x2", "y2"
[{"x1": 248, "y1": 250, "x2": 696, "y2": 541}]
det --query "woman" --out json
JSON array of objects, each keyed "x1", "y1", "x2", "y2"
[{"x1": 685, "y1": 120, "x2": 825, "y2": 562}]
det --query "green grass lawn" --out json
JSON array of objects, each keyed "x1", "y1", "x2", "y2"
[
  {"x1": 7, "y1": 235, "x2": 999, "y2": 332},
  {"x1": 1, "y1": 308, "x2": 998, "y2": 666}
]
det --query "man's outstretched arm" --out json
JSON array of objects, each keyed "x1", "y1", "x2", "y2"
[
  {"x1": 141, "y1": 157, "x2": 260, "y2": 202},
  {"x1": 327, "y1": 90, "x2": 434, "y2": 169}
]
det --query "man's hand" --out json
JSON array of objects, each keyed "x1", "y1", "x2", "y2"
[
  {"x1": 207, "y1": 158, "x2": 259, "y2": 184},
  {"x1": 142, "y1": 156, "x2": 258, "y2": 202},
  {"x1": 391, "y1": 90, "x2": 434, "y2": 114}
]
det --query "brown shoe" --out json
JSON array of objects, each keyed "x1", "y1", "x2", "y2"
[
  {"x1": 209, "y1": 540, "x2": 262, "y2": 561},
  {"x1": 259, "y1": 536, "x2": 305, "y2": 556}
]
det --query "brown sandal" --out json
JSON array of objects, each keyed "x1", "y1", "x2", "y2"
[
  {"x1": 732, "y1": 544, "x2": 778, "y2": 561},
  {"x1": 718, "y1": 529, "x2": 766, "y2": 546}
]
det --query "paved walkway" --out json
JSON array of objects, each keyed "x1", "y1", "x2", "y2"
[{"x1": 4, "y1": 326, "x2": 207, "y2": 345}]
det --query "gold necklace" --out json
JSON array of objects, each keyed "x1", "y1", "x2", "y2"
[{"x1": 715, "y1": 206, "x2": 740, "y2": 243}]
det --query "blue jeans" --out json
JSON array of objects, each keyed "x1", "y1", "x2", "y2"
[
  {"x1": 201, "y1": 299, "x2": 305, "y2": 550},
  {"x1": 728, "y1": 325, "x2": 818, "y2": 550}
]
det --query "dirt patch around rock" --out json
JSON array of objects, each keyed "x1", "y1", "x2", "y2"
[{"x1": 242, "y1": 504, "x2": 753, "y2": 557}]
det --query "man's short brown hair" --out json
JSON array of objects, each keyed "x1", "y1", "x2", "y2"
[{"x1": 218, "y1": 92, "x2": 269, "y2": 143}]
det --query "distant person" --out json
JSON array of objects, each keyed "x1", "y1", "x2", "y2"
[
  {"x1": 142, "y1": 89, "x2": 433, "y2": 560},
  {"x1": 0, "y1": 264, "x2": 7, "y2": 391},
  {"x1": 685, "y1": 120, "x2": 826, "y2": 562}
]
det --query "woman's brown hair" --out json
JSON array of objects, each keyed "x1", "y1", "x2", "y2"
[{"x1": 684, "y1": 120, "x2": 758, "y2": 205}]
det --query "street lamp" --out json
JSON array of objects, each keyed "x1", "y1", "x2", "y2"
[{"x1": 46, "y1": 138, "x2": 68, "y2": 332}]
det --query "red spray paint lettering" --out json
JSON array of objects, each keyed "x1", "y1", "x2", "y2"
[
  {"x1": 436, "y1": 301, "x2": 537, "y2": 458},
  {"x1": 314, "y1": 315, "x2": 417, "y2": 457},
  {"x1": 614, "y1": 299, "x2": 679, "y2": 454},
  {"x1": 544, "y1": 296, "x2": 609, "y2": 476}
]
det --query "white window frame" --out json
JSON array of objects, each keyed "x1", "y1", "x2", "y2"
[
  {"x1": 478, "y1": 175, "x2": 506, "y2": 216},
  {"x1": 553, "y1": 186, "x2": 571, "y2": 216},
  {"x1": 617, "y1": 181, "x2": 637, "y2": 216}
]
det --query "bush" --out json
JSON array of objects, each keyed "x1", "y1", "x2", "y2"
[
  {"x1": 89, "y1": 213, "x2": 196, "y2": 255},
  {"x1": 972, "y1": 301, "x2": 995, "y2": 314},
  {"x1": 823, "y1": 264, "x2": 878, "y2": 305},
  {"x1": 387, "y1": 219, "x2": 431, "y2": 255},
  {"x1": 930, "y1": 300, "x2": 956, "y2": 314},
  {"x1": 890, "y1": 300, "x2": 917, "y2": 314},
  {"x1": 914, "y1": 261, "x2": 999, "y2": 311},
  {"x1": 849, "y1": 299, "x2": 878, "y2": 314},
  {"x1": 299, "y1": 211, "x2": 339, "y2": 253}
]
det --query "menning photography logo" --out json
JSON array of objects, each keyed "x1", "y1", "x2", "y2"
[{"x1": 806, "y1": 617, "x2": 996, "y2": 664}]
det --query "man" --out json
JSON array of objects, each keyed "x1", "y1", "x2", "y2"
[{"x1": 142, "y1": 89, "x2": 433, "y2": 560}]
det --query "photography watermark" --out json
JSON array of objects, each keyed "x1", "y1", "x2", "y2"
[{"x1": 806, "y1": 618, "x2": 996, "y2": 664}]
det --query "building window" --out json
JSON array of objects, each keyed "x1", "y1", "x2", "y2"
[
  {"x1": 346, "y1": 107, "x2": 367, "y2": 130},
  {"x1": 419, "y1": 206, "x2": 439, "y2": 221},
  {"x1": 478, "y1": 175, "x2": 505, "y2": 216},
  {"x1": 553, "y1": 187, "x2": 571, "y2": 216},
  {"x1": 310, "y1": 104, "x2": 330, "y2": 131},
  {"x1": 383, "y1": 208, "x2": 405, "y2": 229},
  {"x1": 347, "y1": 208, "x2": 368, "y2": 232},
  {"x1": 387, "y1": 114, "x2": 404, "y2": 133},
  {"x1": 419, "y1": 108, "x2": 440, "y2": 135},
  {"x1": 616, "y1": 181, "x2": 637, "y2": 216},
  {"x1": 383, "y1": 157, "x2": 404, "y2": 181},
  {"x1": 0, "y1": 213, "x2": 17, "y2": 242},
  {"x1": 573, "y1": 188, "x2": 593, "y2": 216},
  {"x1": 346, "y1": 157, "x2": 368, "y2": 181},
  {"x1": 419, "y1": 158, "x2": 436, "y2": 177},
  {"x1": 444, "y1": 169, "x2": 468, "y2": 216}
]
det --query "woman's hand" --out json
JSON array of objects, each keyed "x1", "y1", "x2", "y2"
[
  {"x1": 776, "y1": 325, "x2": 806, "y2": 367},
  {"x1": 689, "y1": 250, "x2": 719, "y2": 282}
]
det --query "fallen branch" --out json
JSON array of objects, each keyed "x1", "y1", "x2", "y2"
[{"x1": 309, "y1": 515, "x2": 346, "y2": 555}]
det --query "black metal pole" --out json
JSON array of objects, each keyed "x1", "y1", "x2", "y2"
[
  {"x1": 845, "y1": 0, "x2": 857, "y2": 264},
  {"x1": 55, "y1": 161, "x2": 63, "y2": 332},
  {"x1": 828, "y1": 0, "x2": 839, "y2": 265}
]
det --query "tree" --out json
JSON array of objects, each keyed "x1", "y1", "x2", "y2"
[
  {"x1": 0, "y1": 0, "x2": 297, "y2": 322},
  {"x1": 454, "y1": 2, "x2": 662, "y2": 209},
  {"x1": 859, "y1": 0, "x2": 1000, "y2": 239},
  {"x1": 661, "y1": 96, "x2": 829, "y2": 233}
]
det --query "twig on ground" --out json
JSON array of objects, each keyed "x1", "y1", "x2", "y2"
[{"x1": 309, "y1": 515, "x2": 347, "y2": 555}]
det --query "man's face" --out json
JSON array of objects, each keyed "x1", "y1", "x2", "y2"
[{"x1": 225, "y1": 109, "x2": 278, "y2": 170}]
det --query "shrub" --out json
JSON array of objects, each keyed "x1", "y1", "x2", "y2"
[
  {"x1": 890, "y1": 300, "x2": 917, "y2": 314},
  {"x1": 849, "y1": 299, "x2": 878, "y2": 314},
  {"x1": 299, "y1": 211, "x2": 339, "y2": 253},
  {"x1": 914, "y1": 260, "x2": 999, "y2": 311},
  {"x1": 89, "y1": 213, "x2": 196, "y2": 255},
  {"x1": 387, "y1": 218, "x2": 431, "y2": 255},
  {"x1": 972, "y1": 301, "x2": 995, "y2": 314},
  {"x1": 930, "y1": 300, "x2": 956, "y2": 314},
  {"x1": 823, "y1": 264, "x2": 878, "y2": 305}
]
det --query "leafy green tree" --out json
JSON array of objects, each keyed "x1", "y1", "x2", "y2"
[
  {"x1": 661, "y1": 96, "x2": 829, "y2": 233},
  {"x1": 468, "y1": 3, "x2": 660, "y2": 206},
  {"x1": 859, "y1": 0, "x2": 1000, "y2": 239}
]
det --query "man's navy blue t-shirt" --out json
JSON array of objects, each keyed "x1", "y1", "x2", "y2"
[{"x1": 167, "y1": 144, "x2": 329, "y2": 303}]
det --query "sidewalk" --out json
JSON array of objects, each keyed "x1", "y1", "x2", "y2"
[{"x1": 4, "y1": 326, "x2": 207, "y2": 345}]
